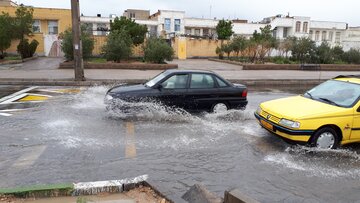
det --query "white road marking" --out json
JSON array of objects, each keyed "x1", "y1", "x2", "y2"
[
  {"x1": 0, "y1": 86, "x2": 38, "y2": 103},
  {"x1": 12, "y1": 145, "x2": 47, "y2": 169},
  {"x1": 0, "y1": 112, "x2": 12, "y2": 116}
]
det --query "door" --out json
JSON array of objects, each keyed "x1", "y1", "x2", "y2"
[
  {"x1": 177, "y1": 37, "x2": 187, "y2": 60},
  {"x1": 186, "y1": 73, "x2": 218, "y2": 111},
  {"x1": 157, "y1": 74, "x2": 189, "y2": 109},
  {"x1": 351, "y1": 102, "x2": 360, "y2": 139}
]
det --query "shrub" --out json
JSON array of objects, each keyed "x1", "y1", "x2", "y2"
[
  {"x1": 342, "y1": 48, "x2": 360, "y2": 64},
  {"x1": 17, "y1": 39, "x2": 39, "y2": 59},
  {"x1": 215, "y1": 46, "x2": 224, "y2": 59},
  {"x1": 102, "y1": 29, "x2": 132, "y2": 63},
  {"x1": 143, "y1": 37, "x2": 173, "y2": 64},
  {"x1": 61, "y1": 27, "x2": 94, "y2": 61}
]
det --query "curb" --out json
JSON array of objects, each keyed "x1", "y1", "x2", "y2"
[
  {"x1": 0, "y1": 175, "x2": 159, "y2": 199},
  {"x1": 0, "y1": 56, "x2": 38, "y2": 65}
]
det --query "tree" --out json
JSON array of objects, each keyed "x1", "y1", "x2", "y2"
[
  {"x1": 231, "y1": 36, "x2": 247, "y2": 57},
  {"x1": 216, "y1": 20, "x2": 233, "y2": 41},
  {"x1": 332, "y1": 45, "x2": 344, "y2": 62},
  {"x1": 143, "y1": 37, "x2": 174, "y2": 64},
  {"x1": 314, "y1": 42, "x2": 333, "y2": 64},
  {"x1": 61, "y1": 26, "x2": 95, "y2": 61},
  {"x1": 13, "y1": 5, "x2": 34, "y2": 41},
  {"x1": 102, "y1": 29, "x2": 132, "y2": 63},
  {"x1": 251, "y1": 25, "x2": 277, "y2": 62},
  {"x1": 110, "y1": 16, "x2": 148, "y2": 46},
  {"x1": 17, "y1": 38, "x2": 39, "y2": 59},
  {"x1": 215, "y1": 46, "x2": 224, "y2": 59},
  {"x1": 0, "y1": 13, "x2": 13, "y2": 59},
  {"x1": 221, "y1": 43, "x2": 233, "y2": 59},
  {"x1": 342, "y1": 48, "x2": 360, "y2": 64},
  {"x1": 290, "y1": 37, "x2": 316, "y2": 63}
]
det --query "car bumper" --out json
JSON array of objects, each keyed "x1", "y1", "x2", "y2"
[{"x1": 254, "y1": 112, "x2": 313, "y2": 143}]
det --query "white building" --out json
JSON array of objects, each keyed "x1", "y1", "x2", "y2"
[{"x1": 80, "y1": 10, "x2": 360, "y2": 51}]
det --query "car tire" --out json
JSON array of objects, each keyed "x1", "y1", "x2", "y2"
[
  {"x1": 212, "y1": 102, "x2": 228, "y2": 113},
  {"x1": 310, "y1": 127, "x2": 340, "y2": 149}
]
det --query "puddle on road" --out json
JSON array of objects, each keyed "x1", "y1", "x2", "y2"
[{"x1": 264, "y1": 145, "x2": 360, "y2": 178}]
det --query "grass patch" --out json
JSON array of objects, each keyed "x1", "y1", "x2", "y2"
[
  {"x1": 86, "y1": 57, "x2": 107, "y2": 63},
  {"x1": 4, "y1": 56, "x2": 22, "y2": 61},
  {"x1": 0, "y1": 183, "x2": 74, "y2": 198}
]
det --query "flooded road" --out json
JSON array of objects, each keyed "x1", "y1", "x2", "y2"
[{"x1": 1, "y1": 86, "x2": 360, "y2": 202}]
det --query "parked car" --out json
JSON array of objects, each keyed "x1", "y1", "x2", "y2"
[
  {"x1": 105, "y1": 70, "x2": 248, "y2": 113},
  {"x1": 255, "y1": 75, "x2": 360, "y2": 149}
]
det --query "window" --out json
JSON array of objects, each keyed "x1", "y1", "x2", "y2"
[
  {"x1": 295, "y1": 21, "x2": 301, "y2": 32},
  {"x1": 164, "y1": 18, "x2": 171, "y2": 31},
  {"x1": 328, "y1": 31, "x2": 334, "y2": 42},
  {"x1": 190, "y1": 74, "x2": 215, "y2": 89},
  {"x1": 203, "y1": 28, "x2": 209, "y2": 36},
  {"x1": 283, "y1": 27, "x2": 288, "y2": 38},
  {"x1": 130, "y1": 13, "x2": 135, "y2": 19},
  {"x1": 48, "y1": 20, "x2": 58, "y2": 35},
  {"x1": 335, "y1": 32, "x2": 341, "y2": 43},
  {"x1": 161, "y1": 74, "x2": 188, "y2": 89},
  {"x1": 215, "y1": 77, "x2": 228, "y2": 87},
  {"x1": 33, "y1": 20, "x2": 41, "y2": 33},
  {"x1": 322, "y1": 31, "x2": 327, "y2": 41},
  {"x1": 174, "y1": 19, "x2": 181, "y2": 32},
  {"x1": 195, "y1": 29, "x2": 200, "y2": 36},
  {"x1": 185, "y1": 28, "x2": 191, "y2": 35},
  {"x1": 97, "y1": 23, "x2": 108, "y2": 35},
  {"x1": 309, "y1": 30, "x2": 313, "y2": 40},
  {"x1": 315, "y1": 31, "x2": 320, "y2": 41},
  {"x1": 303, "y1": 22, "x2": 308, "y2": 33}
]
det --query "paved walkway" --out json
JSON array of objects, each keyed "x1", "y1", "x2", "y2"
[{"x1": 0, "y1": 58, "x2": 358, "y2": 81}]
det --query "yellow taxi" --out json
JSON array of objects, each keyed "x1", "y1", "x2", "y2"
[{"x1": 255, "y1": 75, "x2": 360, "y2": 149}]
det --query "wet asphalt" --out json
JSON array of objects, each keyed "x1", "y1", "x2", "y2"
[{"x1": 1, "y1": 86, "x2": 360, "y2": 203}]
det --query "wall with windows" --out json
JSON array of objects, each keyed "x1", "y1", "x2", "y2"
[{"x1": 1, "y1": 6, "x2": 71, "y2": 56}]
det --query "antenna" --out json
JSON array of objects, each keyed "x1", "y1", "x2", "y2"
[{"x1": 210, "y1": 5, "x2": 212, "y2": 18}]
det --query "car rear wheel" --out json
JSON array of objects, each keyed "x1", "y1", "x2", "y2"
[
  {"x1": 310, "y1": 127, "x2": 340, "y2": 149},
  {"x1": 212, "y1": 102, "x2": 228, "y2": 113}
]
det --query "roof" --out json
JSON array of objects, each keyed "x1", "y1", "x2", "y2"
[
  {"x1": 334, "y1": 75, "x2": 360, "y2": 84},
  {"x1": 164, "y1": 69, "x2": 215, "y2": 74}
]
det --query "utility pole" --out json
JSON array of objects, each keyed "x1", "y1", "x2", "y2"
[{"x1": 71, "y1": 0, "x2": 85, "y2": 81}]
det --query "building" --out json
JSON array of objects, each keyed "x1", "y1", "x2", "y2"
[
  {"x1": 0, "y1": 1, "x2": 72, "y2": 56},
  {"x1": 123, "y1": 9, "x2": 150, "y2": 20}
]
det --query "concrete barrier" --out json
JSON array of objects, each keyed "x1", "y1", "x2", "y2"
[
  {"x1": 59, "y1": 62, "x2": 178, "y2": 70},
  {"x1": 224, "y1": 189, "x2": 260, "y2": 203},
  {"x1": 182, "y1": 184, "x2": 222, "y2": 203}
]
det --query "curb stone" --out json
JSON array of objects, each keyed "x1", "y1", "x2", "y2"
[{"x1": 0, "y1": 175, "x2": 168, "y2": 200}]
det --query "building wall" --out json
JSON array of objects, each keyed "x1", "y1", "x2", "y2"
[
  {"x1": 1, "y1": 6, "x2": 71, "y2": 56},
  {"x1": 173, "y1": 37, "x2": 225, "y2": 58},
  {"x1": 123, "y1": 9, "x2": 150, "y2": 20},
  {"x1": 92, "y1": 35, "x2": 143, "y2": 57}
]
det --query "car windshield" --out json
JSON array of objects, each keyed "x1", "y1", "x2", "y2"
[
  {"x1": 145, "y1": 72, "x2": 168, "y2": 87},
  {"x1": 304, "y1": 80, "x2": 360, "y2": 107}
]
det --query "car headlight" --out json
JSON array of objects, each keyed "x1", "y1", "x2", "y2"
[
  {"x1": 279, "y1": 119, "x2": 300, "y2": 129},
  {"x1": 256, "y1": 106, "x2": 262, "y2": 114},
  {"x1": 105, "y1": 94, "x2": 113, "y2": 101}
]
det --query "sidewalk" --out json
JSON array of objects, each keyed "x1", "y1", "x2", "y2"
[{"x1": 0, "y1": 58, "x2": 358, "y2": 85}]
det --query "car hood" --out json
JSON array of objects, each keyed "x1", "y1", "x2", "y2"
[
  {"x1": 108, "y1": 84, "x2": 149, "y2": 95},
  {"x1": 260, "y1": 95, "x2": 350, "y2": 120}
]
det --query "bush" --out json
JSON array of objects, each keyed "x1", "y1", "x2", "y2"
[
  {"x1": 342, "y1": 48, "x2": 360, "y2": 64},
  {"x1": 102, "y1": 30, "x2": 132, "y2": 63},
  {"x1": 143, "y1": 37, "x2": 173, "y2": 64},
  {"x1": 61, "y1": 27, "x2": 94, "y2": 61},
  {"x1": 17, "y1": 39, "x2": 38, "y2": 59}
]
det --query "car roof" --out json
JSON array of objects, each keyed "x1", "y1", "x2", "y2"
[
  {"x1": 333, "y1": 75, "x2": 360, "y2": 85},
  {"x1": 164, "y1": 69, "x2": 216, "y2": 74}
]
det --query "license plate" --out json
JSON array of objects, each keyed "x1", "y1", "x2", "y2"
[{"x1": 261, "y1": 120, "x2": 273, "y2": 130}]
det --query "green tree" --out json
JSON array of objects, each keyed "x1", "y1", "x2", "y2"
[
  {"x1": 143, "y1": 37, "x2": 174, "y2": 64},
  {"x1": 61, "y1": 26, "x2": 95, "y2": 61},
  {"x1": 110, "y1": 16, "x2": 148, "y2": 46},
  {"x1": 102, "y1": 29, "x2": 132, "y2": 63},
  {"x1": 0, "y1": 12, "x2": 13, "y2": 59},
  {"x1": 342, "y1": 48, "x2": 360, "y2": 64},
  {"x1": 314, "y1": 42, "x2": 334, "y2": 64},
  {"x1": 13, "y1": 5, "x2": 34, "y2": 41},
  {"x1": 216, "y1": 20, "x2": 233, "y2": 41},
  {"x1": 17, "y1": 38, "x2": 39, "y2": 59},
  {"x1": 251, "y1": 25, "x2": 277, "y2": 62},
  {"x1": 290, "y1": 37, "x2": 316, "y2": 63},
  {"x1": 231, "y1": 36, "x2": 247, "y2": 57},
  {"x1": 221, "y1": 43, "x2": 233, "y2": 59},
  {"x1": 215, "y1": 46, "x2": 224, "y2": 59},
  {"x1": 332, "y1": 45, "x2": 344, "y2": 62}
]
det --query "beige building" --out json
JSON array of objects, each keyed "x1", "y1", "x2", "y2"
[{"x1": 123, "y1": 9, "x2": 150, "y2": 20}]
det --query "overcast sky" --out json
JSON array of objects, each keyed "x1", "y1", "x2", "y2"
[{"x1": 17, "y1": 0, "x2": 360, "y2": 26}]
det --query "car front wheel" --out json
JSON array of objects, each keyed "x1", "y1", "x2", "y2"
[{"x1": 310, "y1": 127, "x2": 340, "y2": 149}]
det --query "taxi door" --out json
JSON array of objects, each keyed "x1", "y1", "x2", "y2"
[{"x1": 350, "y1": 101, "x2": 360, "y2": 139}]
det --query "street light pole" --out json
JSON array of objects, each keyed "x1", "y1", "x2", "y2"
[{"x1": 71, "y1": 0, "x2": 85, "y2": 81}]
